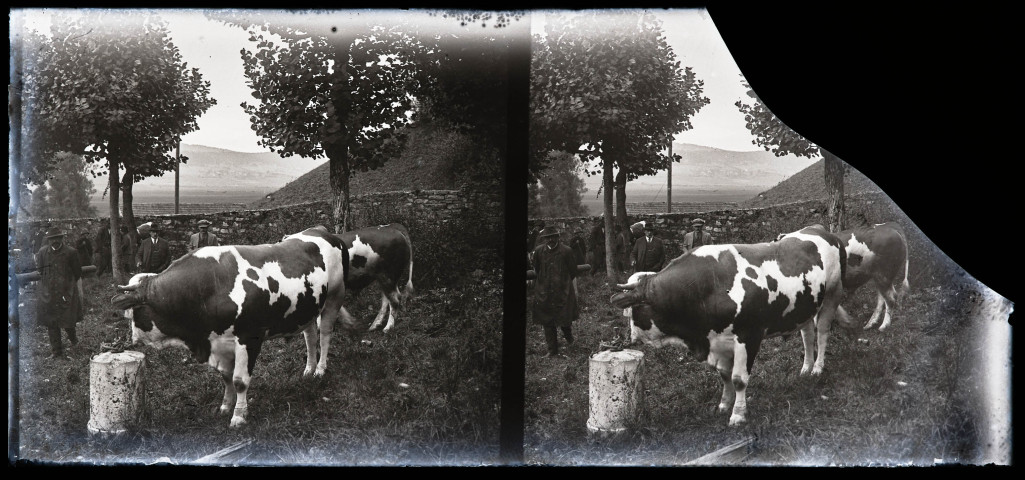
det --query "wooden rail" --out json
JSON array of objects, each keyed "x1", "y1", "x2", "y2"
[{"x1": 684, "y1": 436, "x2": 756, "y2": 465}]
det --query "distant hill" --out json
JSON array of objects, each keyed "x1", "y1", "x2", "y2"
[
  {"x1": 738, "y1": 159, "x2": 883, "y2": 208},
  {"x1": 579, "y1": 143, "x2": 817, "y2": 214},
  {"x1": 88, "y1": 144, "x2": 327, "y2": 217},
  {"x1": 250, "y1": 123, "x2": 470, "y2": 210}
]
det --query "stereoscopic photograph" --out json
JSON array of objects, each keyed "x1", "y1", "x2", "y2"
[
  {"x1": 524, "y1": 8, "x2": 1012, "y2": 466},
  {"x1": 8, "y1": 7, "x2": 1014, "y2": 469},
  {"x1": 9, "y1": 8, "x2": 510, "y2": 466}
]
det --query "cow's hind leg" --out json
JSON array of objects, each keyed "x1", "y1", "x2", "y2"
[
  {"x1": 301, "y1": 322, "x2": 319, "y2": 377},
  {"x1": 367, "y1": 293, "x2": 391, "y2": 332},
  {"x1": 876, "y1": 286, "x2": 898, "y2": 331},
  {"x1": 863, "y1": 290, "x2": 886, "y2": 330},
  {"x1": 381, "y1": 287, "x2": 402, "y2": 333}
]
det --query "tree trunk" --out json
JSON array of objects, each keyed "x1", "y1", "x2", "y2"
[
  {"x1": 328, "y1": 151, "x2": 352, "y2": 233},
  {"x1": 121, "y1": 167, "x2": 140, "y2": 270},
  {"x1": 823, "y1": 149, "x2": 846, "y2": 233},
  {"x1": 109, "y1": 159, "x2": 126, "y2": 285},
  {"x1": 614, "y1": 168, "x2": 629, "y2": 234},
  {"x1": 603, "y1": 158, "x2": 616, "y2": 281},
  {"x1": 326, "y1": 38, "x2": 354, "y2": 233}
]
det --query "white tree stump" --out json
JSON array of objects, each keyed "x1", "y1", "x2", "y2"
[
  {"x1": 87, "y1": 350, "x2": 147, "y2": 436},
  {"x1": 586, "y1": 349, "x2": 644, "y2": 438}
]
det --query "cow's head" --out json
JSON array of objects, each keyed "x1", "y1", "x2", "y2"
[
  {"x1": 611, "y1": 271, "x2": 668, "y2": 346},
  {"x1": 112, "y1": 273, "x2": 182, "y2": 349}
]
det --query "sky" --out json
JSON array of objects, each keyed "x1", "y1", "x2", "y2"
[{"x1": 18, "y1": 8, "x2": 765, "y2": 155}]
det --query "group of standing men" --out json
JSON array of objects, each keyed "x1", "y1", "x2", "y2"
[
  {"x1": 529, "y1": 217, "x2": 715, "y2": 358},
  {"x1": 30, "y1": 219, "x2": 220, "y2": 359}
]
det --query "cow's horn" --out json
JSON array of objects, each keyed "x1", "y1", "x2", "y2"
[
  {"x1": 616, "y1": 282, "x2": 637, "y2": 291},
  {"x1": 117, "y1": 283, "x2": 139, "y2": 291}
]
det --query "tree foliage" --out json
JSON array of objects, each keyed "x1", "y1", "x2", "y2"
[
  {"x1": 529, "y1": 151, "x2": 589, "y2": 218},
  {"x1": 530, "y1": 11, "x2": 709, "y2": 277},
  {"x1": 26, "y1": 153, "x2": 98, "y2": 220},
  {"x1": 17, "y1": 11, "x2": 216, "y2": 282},
  {"x1": 735, "y1": 78, "x2": 848, "y2": 231}
]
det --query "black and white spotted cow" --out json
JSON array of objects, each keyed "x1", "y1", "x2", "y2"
[
  {"x1": 111, "y1": 226, "x2": 356, "y2": 428},
  {"x1": 611, "y1": 225, "x2": 852, "y2": 426},
  {"x1": 836, "y1": 222, "x2": 910, "y2": 331},
  {"x1": 337, "y1": 224, "x2": 414, "y2": 333}
]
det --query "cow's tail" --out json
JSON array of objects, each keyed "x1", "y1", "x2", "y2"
[
  {"x1": 400, "y1": 228, "x2": 416, "y2": 300},
  {"x1": 895, "y1": 226, "x2": 911, "y2": 300}
]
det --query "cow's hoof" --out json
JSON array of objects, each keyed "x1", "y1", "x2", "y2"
[
  {"x1": 717, "y1": 403, "x2": 731, "y2": 414},
  {"x1": 728, "y1": 414, "x2": 746, "y2": 426},
  {"x1": 811, "y1": 367, "x2": 824, "y2": 376},
  {"x1": 799, "y1": 366, "x2": 811, "y2": 376},
  {"x1": 302, "y1": 366, "x2": 315, "y2": 377},
  {"x1": 219, "y1": 405, "x2": 232, "y2": 415},
  {"x1": 229, "y1": 416, "x2": 246, "y2": 428},
  {"x1": 313, "y1": 368, "x2": 326, "y2": 377}
]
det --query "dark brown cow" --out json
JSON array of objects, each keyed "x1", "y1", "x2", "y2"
[
  {"x1": 337, "y1": 224, "x2": 414, "y2": 333},
  {"x1": 611, "y1": 225, "x2": 852, "y2": 426},
  {"x1": 836, "y1": 222, "x2": 910, "y2": 331},
  {"x1": 112, "y1": 226, "x2": 356, "y2": 428}
]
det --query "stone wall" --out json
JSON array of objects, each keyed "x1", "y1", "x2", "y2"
[
  {"x1": 530, "y1": 191, "x2": 960, "y2": 289},
  {"x1": 12, "y1": 188, "x2": 502, "y2": 288}
]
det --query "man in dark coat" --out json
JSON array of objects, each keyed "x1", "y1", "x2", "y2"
[
  {"x1": 93, "y1": 225, "x2": 112, "y2": 277},
  {"x1": 530, "y1": 227, "x2": 578, "y2": 358},
  {"x1": 35, "y1": 227, "x2": 83, "y2": 360},
  {"x1": 630, "y1": 222, "x2": 666, "y2": 273},
  {"x1": 136, "y1": 223, "x2": 172, "y2": 274},
  {"x1": 569, "y1": 228, "x2": 587, "y2": 267},
  {"x1": 75, "y1": 234, "x2": 94, "y2": 268},
  {"x1": 612, "y1": 223, "x2": 631, "y2": 275}
]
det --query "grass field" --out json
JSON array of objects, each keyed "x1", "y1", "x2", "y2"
[
  {"x1": 12, "y1": 266, "x2": 503, "y2": 466},
  {"x1": 523, "y1": 270, "x2": 1007, "y2": 466}
]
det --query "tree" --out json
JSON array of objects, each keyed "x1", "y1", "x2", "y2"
[
  {"x1": 529, "y1": 151, "x2": 589, "y2": 218},
  {"x1": 214, "y1": 13, "x2": 422, "y2": 232},
  {"x1": 530, "y1": 12, "x2": 709, "y2": 278},
  {"x1": 219, "y1": 11, "x2": 525, "y2": 232},
  {"x1": 736, "y1": 79, "x2": 848, "y2": 232},
  {"x1": 26, "y1": 152, "x2": 98, "y2": 220},
  {"x1": 18, "y1": 11, "x2": 216, "y2": 283}
]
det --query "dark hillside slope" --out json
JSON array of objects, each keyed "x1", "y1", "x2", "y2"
[
  {"x1": 739, "y1": 159, "x2": 883, "y2": 207},
  {"x1": 250, "y1": 123, "x2": 473, "y2": 209}
]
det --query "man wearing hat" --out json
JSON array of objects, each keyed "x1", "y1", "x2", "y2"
[
  {"x1": 630, "y1": 222, "x2": 666, "y2": 273},
  {"x1": 530, "y1": 226, "x2": 579, "y2": 358},
  {"x1": 188, "y1": 219, "x2": 220, "y2": 250},
  {"x1": 136, "y1": 223, "x2": 172, "y2": 274},
  {"x1": 34, "y1": 227, "x2": 83, "y2": 360},
  {"x1": 682, "y1": 218, "x2": 714, "y2": 255}
]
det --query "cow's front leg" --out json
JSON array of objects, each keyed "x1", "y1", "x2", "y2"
[
  {"x1": 811, "y1": 308, "x2": 837, "y2": 376},
  {"x1": 208, "y1": 338, "x2": 236, "y2": 416},
  {"x1": 713, "y1": 358, "x2": 735, "y2": 415},
  {"x1": 799, "y1": 320, "x2": 816, "y2": 375},
  {"x1": 728, "y1": 340, "x2": 752, "y2": 426},
  {"x1": 228, "y1": 339, "x2": 261, "y2": 428},
  {"x1": 315, "y1": 313, "x2": 336, "y2": 376},
  {"x1": 301, "y1": 322, "x2": 319, "y2": 377}
]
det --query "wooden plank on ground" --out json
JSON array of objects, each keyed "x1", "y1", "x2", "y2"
[
  {"x1": 684, "y1": 436, "x2": 756, "y2": 465},
  {"x1": 193, "y1": 439, "x2": 254, "y2": 464}
]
